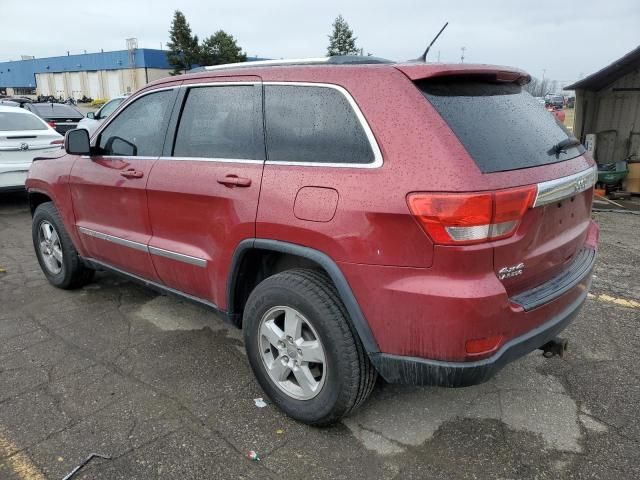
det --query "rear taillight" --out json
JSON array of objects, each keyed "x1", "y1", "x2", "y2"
[
  {"x1": 47, "y1": 121, "x2": 57, "y2": 128},
  {"x1": 407, "y1": 185, "x2": 537, "y2": 245},
  {"x1": 50, "y1": 139, "x2": 63, "y2": 145}
]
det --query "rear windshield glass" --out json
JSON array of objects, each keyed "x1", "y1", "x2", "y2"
[
  {"x1": 418, "y1": 80, "x2": 583, "y2": 173},
  {"x1": 31, "y1": 104, "x2": 80, "y2": 117},
  {"x1": 0, "y1": 112, "x2": 47, "y2": 131}
]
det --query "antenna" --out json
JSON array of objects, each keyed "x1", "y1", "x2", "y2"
[{"x1": 414, "y1": 22, "x2": 449, "y2": 62}]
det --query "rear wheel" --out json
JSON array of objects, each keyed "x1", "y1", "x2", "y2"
[
  {"x1": 32, "y1": 202, "x2": 94, "y2": 289},
  {"x1": 243, "y1": 268, "x2": 376, "y2": 425}
]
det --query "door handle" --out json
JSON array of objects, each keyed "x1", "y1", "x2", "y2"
[
  {"x1": 120, "y1": 169, "x2": 144, "y2": 179},
  {"x1": 217, "y1": 175, "x2": 252, "y2": 187}
]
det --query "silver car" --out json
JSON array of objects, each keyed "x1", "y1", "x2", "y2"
[{"x1": 77, "y1": 96, "x2": 126, "y2": 136}]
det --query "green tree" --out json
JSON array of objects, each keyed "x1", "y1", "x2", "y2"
[
  {"x1": 327, "y1": 15, "x2": 359, "y2": 56},
  {"x1": 166, "y1": 10, "x2": 200, "y2": 75},
  {"x1": 200, "y1": 30, "x2": 247, "y2": 66}
]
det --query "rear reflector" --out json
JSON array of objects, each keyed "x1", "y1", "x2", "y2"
[
  {"x1": 407, "y1": 185, "x2": 537, "y2": 245},
  {"x1": 465, "y1": 335, "x2": 503, "y2": 355}
]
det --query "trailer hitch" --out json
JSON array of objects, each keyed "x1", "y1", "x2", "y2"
[{"x1": 540, "y1": 337, "x2": 568, "y2": 358}]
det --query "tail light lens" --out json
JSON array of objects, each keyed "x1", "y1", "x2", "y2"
[{"x1": 407, "y1": 185, "x2": 537, "y2": 245}]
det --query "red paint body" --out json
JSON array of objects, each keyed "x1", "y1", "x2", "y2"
[{"x1": 26, "y1": 61, "x2": 598, "y2": 366}]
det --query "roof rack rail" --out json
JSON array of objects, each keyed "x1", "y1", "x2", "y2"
[{"x1": 201, "y1": 55, "x2": 393, "y2": 71}]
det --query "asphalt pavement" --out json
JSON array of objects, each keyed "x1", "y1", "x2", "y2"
[{"x1": 1, "y1": 191, "x2": 638, "y2": 479}]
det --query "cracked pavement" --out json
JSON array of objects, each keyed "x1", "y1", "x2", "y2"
[{"x1": 1, "y1": 191, "x2": 639, "y2": 479}]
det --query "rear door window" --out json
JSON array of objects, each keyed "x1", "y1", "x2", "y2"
[
  {"x1": 418, "y1": 80, "x2": 584, "y2": 173},
  {"x1": 264, "y1": 85, "x2": 374, "y2": 164},
  {"x1": 172, "y1": 85, "x2": 264, "y2": 160}
]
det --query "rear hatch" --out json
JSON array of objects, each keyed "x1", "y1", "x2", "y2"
[
  {"x1": 30, "y1": 104, "x2": 82, "y2": 134},
  {"x1": 408, "y1": 70, "x2": 594, "y2": 297},
  {"x1": 0, "y1": 111, "x2": 63, "y2": 163}
]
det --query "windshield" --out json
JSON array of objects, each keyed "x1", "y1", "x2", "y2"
[
  {"x1": 418, "y1": 80, "x2": 584, "y2": 173},
  {"x1": 99, "y1": 98, "x2": 124, "y2": 118},
  {"x1": 0, "y1": 111, "x2": 47, "y2": 131}
]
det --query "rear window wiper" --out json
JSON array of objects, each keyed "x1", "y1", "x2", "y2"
[{"x1": 548, "y1": 137, "x2": 582, "y2": 156}]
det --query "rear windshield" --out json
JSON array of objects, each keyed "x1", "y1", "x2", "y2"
[
  {"x1": 0, "y1": 111, "x2": 47, "y2": 131},
  {"x1": 418, "y1": 80, "x2": 584, "y2": 173},
  {"x1": 31, "y1": 104, "x2": 80, "y2": 117}
]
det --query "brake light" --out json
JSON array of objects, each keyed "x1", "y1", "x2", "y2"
[
  {"x1": 47, "y1": 121, "x2": 57, "y2": 128},
  {"x1": 407, "y1": 185, "x2": 537, "y2": 245}
]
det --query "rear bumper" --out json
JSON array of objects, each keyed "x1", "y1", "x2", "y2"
[
  {"x1": 0, "y1": 164, "x2": 30, "y2": 189},
  {"x1": 370, "y1": 286, "x2": 589, "y2": 387}
]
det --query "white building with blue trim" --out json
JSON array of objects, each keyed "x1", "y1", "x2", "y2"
[{"x1": 0, "y1": 49, "x2": 173, "y2": 99}]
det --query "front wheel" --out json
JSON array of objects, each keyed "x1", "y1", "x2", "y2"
[
  {"x1": 32, "y1": 202, "x2": 94, "y2": 289},
  {"x1": 243, "y1": 269, "x2": 376, "y2": 425}
]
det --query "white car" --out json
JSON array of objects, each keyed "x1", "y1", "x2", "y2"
[
  {"x1": 0, "y1": 106, "x2": 63, "y2": 191},
  {"x1": 77, "y1": 96, "x2": 126, "y2": 136}
]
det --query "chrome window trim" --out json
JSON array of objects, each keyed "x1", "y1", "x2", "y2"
[
  {"x1": 148, "y1": 246, "x2": 207, "y2": 268},
  {"x1": 533, "y1": 166, "x2": 597, "y2": 207},
  {"x1": 263, "y1": 81, "x2": 383, "y2": 169},
  {"x1": 159, "y1": 156, "x2": 263, "y2": 164},
  {"x1": 78, "y1": 226, "x2": 207, "y2": 268},
  {"x1": 90, "y1": 85, "x2": 180, "y2": 144}
]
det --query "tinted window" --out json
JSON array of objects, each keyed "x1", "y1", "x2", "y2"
[
  {"x1": 173, "y1": 86, "x2": 264, "y2": 160},
  {"x1": 419, "y1": 80, "x2": 583, "y2": 173},
  {"x1": 98, "y1": 90, "x2": 174, "y2": 157},
  {"x1": 0, "y1": 111, "x2": 47, "y2": 131},
  {"x1": 265, "y1": 85, "x2": 374, "y2": 164}
]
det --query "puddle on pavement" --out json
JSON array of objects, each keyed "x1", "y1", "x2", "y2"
[
  {"x1": 134, "y1": 296, "x2": 244, "y2": 348},
  {"x1": 344, "y1": 354, "x2": 608, "y2": 456}
]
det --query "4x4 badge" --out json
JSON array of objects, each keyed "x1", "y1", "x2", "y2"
[{"x1": 498, "y1": 263, "x2": 525, "y2": 280}]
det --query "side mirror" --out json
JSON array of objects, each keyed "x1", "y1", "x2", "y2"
[
  {"x1": 86, "y1": 112, "x2": 95, "y2": 119},
  {"x1": 65, "y1": 129, "x2": 91, "y2": 155}
]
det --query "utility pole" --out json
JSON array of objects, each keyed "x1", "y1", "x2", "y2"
[{"x1": 460, "y1": 46, "x2": 466, "y2": 63}]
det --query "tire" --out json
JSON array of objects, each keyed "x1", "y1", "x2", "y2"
[
  {"x1": 243, "y1": 268, "x2": 377, "y2": 426},
  {"x1": 32, "y1": 202, "x2": 94, "y2": 289}
]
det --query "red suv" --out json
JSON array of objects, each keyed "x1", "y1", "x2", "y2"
[{"x1": 26, "y1": 57, "x2": 598, "y2": 425}]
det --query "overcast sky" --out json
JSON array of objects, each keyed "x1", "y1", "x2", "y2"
[{"x1": 3, "y1": 0, "x2": 638, "y2": 86}]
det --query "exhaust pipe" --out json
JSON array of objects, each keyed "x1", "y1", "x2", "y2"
[{"x1": 539, "y1": 337, "x2": 568, "y2": 358}]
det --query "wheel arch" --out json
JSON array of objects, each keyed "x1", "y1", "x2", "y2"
[
  {"x1": 227, "y1": 239, "x2": 380, "y2": 354},
  {"x1": 28, "y1": 189, "x2": 53, "y2": 216}
]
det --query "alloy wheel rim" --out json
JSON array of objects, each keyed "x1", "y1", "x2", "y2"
[
  {"x1": 258, "y1": 305, "x2": 327, "y2": 400},
  {"x1": 38, "y1": 221, "x2": 63, "y2": 275}
]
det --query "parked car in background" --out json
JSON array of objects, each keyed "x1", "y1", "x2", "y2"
[
  {"x1": 26, "y1": 57, "x2": 598, "y2": 425},
  {"x1": 0, "y1": 100, "x2": 20, "y2": 107},
  {"x1": 5, "y1": 97, "x2": 33, "y2": 107},
  {"x1": 0, "y1": 106, "x2": 62, "y2": 191},
  {"x1": 544, "y1": 93, "x2": 565, "y2": 109},
  {"x1": 23, "y1": 103, "x2": 83, "y2": 135},
  {"x1": 77, "y1": 96, "x2": 126, "y2": 136}
]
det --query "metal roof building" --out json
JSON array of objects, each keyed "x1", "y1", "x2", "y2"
[
  {"x1": 566, "y1": 45, "x2": 640, "y2": 165},
  {"x1": 0, "y1": 49, "x2": 172, "y2": 99}
]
